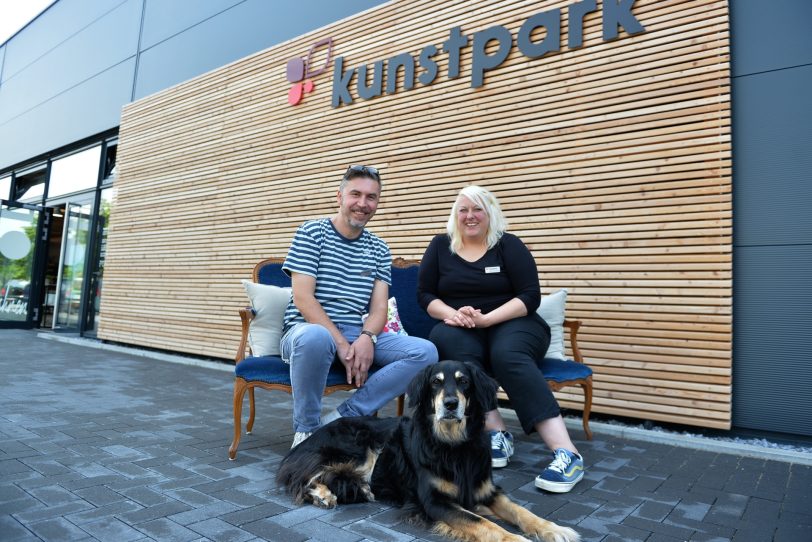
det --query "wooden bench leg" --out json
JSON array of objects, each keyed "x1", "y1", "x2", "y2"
[
  {"x1": 229, "y1": 378, "x2": 249, "y2": 460},
  {"x1": 581, "y1": 381, "x2": 593, "y2": 440},
  {"x1": 246, "y1": 387, "x2": 256, "y2": 434}
]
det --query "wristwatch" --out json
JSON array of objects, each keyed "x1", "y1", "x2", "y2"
[{"x1": 360, "y1": 330, "x2": 377, "y2": 345}]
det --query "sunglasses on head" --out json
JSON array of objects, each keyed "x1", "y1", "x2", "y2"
[{"x1": 344, "y1": 164, "x2": 380, "y2": 180}]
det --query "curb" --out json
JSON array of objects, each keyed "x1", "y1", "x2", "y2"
[
  {"x1": 37, "y1": 332, "x2": 232, "y2": 373},
  {"x1": 562, "y1": 418, "x2": 812, "y2": 466}
]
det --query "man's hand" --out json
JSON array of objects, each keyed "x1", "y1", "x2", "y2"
[
  {"x1": 336, "y1": 340, "x2": 354, "y2": 384},
  {"x1": 347, "y1": 335, "x2": 375, "y2": 387}
]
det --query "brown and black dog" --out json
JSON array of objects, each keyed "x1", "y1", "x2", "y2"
[{"x1": 277, "y1": 360, "x2": 579, "y2": 542}]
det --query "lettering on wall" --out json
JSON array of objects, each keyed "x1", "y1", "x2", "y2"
[{"x1": 330, "y1": 0, "x2": 645, "y2": 108}]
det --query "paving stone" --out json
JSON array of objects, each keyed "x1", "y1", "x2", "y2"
[
  {"x1": 119, "y1": 500, "x2": 193, "y2": 525},
  {"x1": 0, "y1": 514, "x2": 37, "y2": 541},
  {"x1": 13, "y1": 500, "x2": 94, "y2": 523},
  {"x1": 65, "y1": 499, "x2": 144, "y2": 524},
  {"x1": 164, "y1": 488, "x2": 221, "y2": 507},
  {"x1": 631, "y1": 500, "x2": 675, "y2": 522},
  {"x1": 80, "y1": 517, "x2": 146, "y2": 541},
  {"x1": 167, "y1": 501, "x2": 243, "y2": 526},
  {"x1": 134, "y1": 518, "x2": 201, "y2": 541},
  {"x1": 241, "y1": 518, "x2": 309, "y2": 541},
  {"x1": 187, "y1": 518, "x2": 255, "y2": 542},
  {"x1": 60, "y1": 474, "x2": 122, "y2": 490},
  {"x1": 219, "y1": 502, "x2": 291, "y2": 526},
  {"x1": 0, "y1": 496, "x2": 44, "y2": 515},
  {"x1": 118, "y1": 486, "x2": 170, "y2": 506},
  {"x1": 0, "y1": 460, "x2": 33, "y2": 476},
  {"x1": 549, "y1": 501, "x2": 597, "y2": 524},
  {"x1": 623, "y1": 515, "x2": 696, "y2": 539},
  {"x1": 27, "y1": 517, "x2": 91, "y2": 540},
  {"x1": 293, "y1": 518, "x2": 368, "y2": 541},
  {"x1": 773, "y1": 522, "x2": 812, "y2": 542},
  {"x1": 27, "y1": 484, "x2": 81, "y2": 506}
]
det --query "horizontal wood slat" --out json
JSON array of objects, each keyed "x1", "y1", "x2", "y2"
[{"x1": 101, "y1": 0, "x2": 732, "y2": 429}]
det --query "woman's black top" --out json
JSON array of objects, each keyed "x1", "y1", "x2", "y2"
[{"x1": 417, "y1": 233, "x2": 541, "y2": 315}]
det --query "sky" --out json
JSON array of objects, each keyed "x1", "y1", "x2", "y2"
[{"x1": 0, "y1": 0, "x2": 53, "y2": 45}]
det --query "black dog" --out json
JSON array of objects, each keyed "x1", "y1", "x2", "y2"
[{"x1": 277, "y1": 360, "x2": 579, "y2": 542}]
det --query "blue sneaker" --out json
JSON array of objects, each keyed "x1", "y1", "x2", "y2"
[
  {"x1": 490, "y1": 430, "x2": 514, "y2": 468},
  {"x1": 535, "y1": 448, "x2": 584, "y2": 493}
]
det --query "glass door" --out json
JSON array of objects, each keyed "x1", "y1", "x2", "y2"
[
  {"x1": 53, "y1": 201, "x2": 93, "y2": 330},
  {"x1": 0, "y1": 202, "x2": 41, "y2": 327}
]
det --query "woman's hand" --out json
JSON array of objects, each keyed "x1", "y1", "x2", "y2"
[{"x1": 444, "y1": 305, "x2": 481, "y2": 328}]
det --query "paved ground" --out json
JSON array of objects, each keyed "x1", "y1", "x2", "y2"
[{"x1": 1, "y1": 329, "x2": 811, "y2": 542}]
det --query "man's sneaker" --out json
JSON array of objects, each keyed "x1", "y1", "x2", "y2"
[
  {"x1": 291, "y1": 431, "x2": 312, "y2": 449},
  {"x1": 535, "y1": 448, "x2": 584, "y2": 493},
  {"x1": 490, "y1": 430, "x2": 514, "y2": 468}
]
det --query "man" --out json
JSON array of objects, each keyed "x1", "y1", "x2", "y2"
[{"x1": 281, "y1": 165, "x2": 438, "y2": 448}]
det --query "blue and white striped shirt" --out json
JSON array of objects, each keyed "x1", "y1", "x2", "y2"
[{"x1": 282, "y1": 218, "x2": 392, "y2": 331}]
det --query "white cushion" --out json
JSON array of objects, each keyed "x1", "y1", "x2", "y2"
[
  {"x1": 537, "y1": 289, "x2": 567, "y2": 360},
  {"x1": 241, "y1": 279, "x2": 291, "y2": 356}
]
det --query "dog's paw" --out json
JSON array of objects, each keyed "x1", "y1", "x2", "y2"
[
  {"x1": 312, "y1": 492, "x2": 337, "y2": 509},
  {"x1": 307, "y1": 485, "x2": 338, "y2": 509},
  {"x1": 535, "y1": 524, "x2": 579, "y2": 542},
  {"x1": 360, "y1": 485, "x2": 376, "y2": 502}
]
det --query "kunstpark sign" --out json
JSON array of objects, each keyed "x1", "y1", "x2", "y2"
[{"x1": 285, "y1": 0, "x2": 646, "y2": 108}]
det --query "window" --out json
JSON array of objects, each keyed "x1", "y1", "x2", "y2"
[
  {"x1": 48, "y1": 146, "x2": 102, "y2": 199},
  {"x1": 13, "y1": 164, "x2": 47, "y2": 203}
]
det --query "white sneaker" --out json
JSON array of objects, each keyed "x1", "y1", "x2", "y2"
[{"x1": 291, "y1": 431, "x2": 312, "y2": 449}]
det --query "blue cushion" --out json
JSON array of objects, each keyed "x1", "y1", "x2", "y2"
[
  {"x1": 257, "y1": 264, "x2": 291, "y2": 288},
  {"x1": 537, "y1": 357, "x2": 593, "y2": 383},
  {"x1": 256, "y1": 261, "x2": 436, "y2": 341},
  {"x1": 236, "y1": 355, "x2": 358, "y2": 387},
  {"x1": 390, "y1": 264, "x2": 436, "y2": 340}
]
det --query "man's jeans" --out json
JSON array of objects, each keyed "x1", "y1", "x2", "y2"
[{"x1": 280, "y1": 323, "x2": 438, "y2": 433}]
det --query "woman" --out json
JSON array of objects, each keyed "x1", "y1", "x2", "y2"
[{"x1": 417, "y1": 185, "x2": 584, "y2": 493}]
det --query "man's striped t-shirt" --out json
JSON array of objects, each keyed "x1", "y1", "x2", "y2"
[{"x1": 282, "y1": 218, "x2": 392, "y2": 332}]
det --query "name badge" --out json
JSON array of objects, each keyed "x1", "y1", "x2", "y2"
[{"x1": 485, "y1": 266, "x2": 501, "y2": 274}]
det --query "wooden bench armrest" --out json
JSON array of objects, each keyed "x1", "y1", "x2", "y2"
[
  {"x1": 563, "y1": 319, "x2": 583, "y2": 363},
  {"x1": 236, "y1": 307, "x2": 255, "y2": 363}
]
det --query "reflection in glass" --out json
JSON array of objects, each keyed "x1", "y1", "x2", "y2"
[
  {"x1": 55, "y1": 202, "x2": 92, "y2": 328},
  {"x1": 0, "y1": 175, "x2": 11, "y2": 200},
  {"x1": 49, "y1": 146, "x2": 102, "y2": 199},
  {"x1": 84, "y1": 187, "x2": 116, "y2": 336},
  {"x1": 102, "y1": 142, "x2": 117, "y2": 185},
  {"x1": 0, "y1": 205, "x2": 39, "y2": 322},
  {"x1": 14, "y1": 164, "x2": 47, "y2": 203}
]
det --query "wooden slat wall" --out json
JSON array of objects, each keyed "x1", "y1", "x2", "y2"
[{"x1": 101, "y1": 0, "x2": 731, "y2": 429}]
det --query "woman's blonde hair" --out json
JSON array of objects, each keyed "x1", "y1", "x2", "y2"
[{"x1": 446, "y1": 185, "x2": 507, "y2": 254}]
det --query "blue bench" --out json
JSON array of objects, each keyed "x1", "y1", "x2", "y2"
[{"x1": 229, "y1": 258, "x2": 593, "y2": 460}]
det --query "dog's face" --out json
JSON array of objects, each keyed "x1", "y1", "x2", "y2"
[{"x1": 407, "y1": 360, "x2": 497, "y2": 444}]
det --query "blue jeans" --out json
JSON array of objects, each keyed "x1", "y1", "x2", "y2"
[{"x1": 280, "y1": 323, "x2": 438, "y2": 433}]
